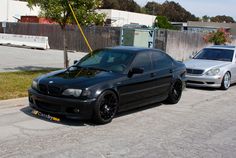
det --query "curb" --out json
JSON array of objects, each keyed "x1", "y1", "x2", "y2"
[
  {"x1": 0, "y1": 97, "x2": 27, "y2": 102},
  {"x1": 0, "y1": 97, "x2": 28, "y2": 107}
]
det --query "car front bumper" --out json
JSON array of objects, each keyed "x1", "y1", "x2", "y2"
[
  {"x1": 28, "y1": 88, "x2": 96, "y2": 120},
  {"x1": 185, "y1": 74, "x2": 223, "y2": 88}
]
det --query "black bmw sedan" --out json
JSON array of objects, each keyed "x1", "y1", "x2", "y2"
[{"x1": 28, "y1": 46, "x2": 186, "y2": 124}]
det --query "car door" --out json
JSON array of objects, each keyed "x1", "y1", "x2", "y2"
[
  {"x1": 118, "y1": 52, "x2": 157, "y2": 110},
  {"x1": 151, "y1": 51, "x2": 173, "y2": 97},
  {"x1": 231, "y1": 51, "x2": 236, "y2": 82}
]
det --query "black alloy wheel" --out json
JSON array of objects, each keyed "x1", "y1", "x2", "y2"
[
  {"x1": 166, "y1": 80, "x2": 182, "y2": 104},
  {"x1": 93, "y1": 90, "x2": 119, "y2": 124}
]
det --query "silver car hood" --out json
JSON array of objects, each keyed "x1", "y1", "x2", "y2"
[{"x1": 184, "y1": 59, "x2": 231, "y2": 70}]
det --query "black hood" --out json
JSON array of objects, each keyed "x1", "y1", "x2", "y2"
[{"x1": 38, "y1": 69, "x2": 121, "y2": 89}]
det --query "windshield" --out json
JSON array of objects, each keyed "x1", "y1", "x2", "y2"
[
  {"x1": 194, "y1": 48, "x2": 234, "y2": 62},
  {"x1": 75, "y1": 49, "x2": 135, "y2": 73}
]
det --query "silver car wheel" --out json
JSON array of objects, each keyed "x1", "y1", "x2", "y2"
[{"x1": 223, "y1": 72, "x2": 231, "y2": 89}]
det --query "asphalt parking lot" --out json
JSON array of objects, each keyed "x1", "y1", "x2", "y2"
[
  {"x1": 0, "y1": 46, "x2": 86, "y2": 72},
  {"x1": 0, "y1": 86, "x2": 236, "y2": 158}
]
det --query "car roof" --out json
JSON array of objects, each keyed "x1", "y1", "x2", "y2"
[
  {"x1": 105, "y1": 46, "x2": 157, "y2": 53},
  {"x1": 206, "y1": 45, "x2": 236, "y2": 50}
]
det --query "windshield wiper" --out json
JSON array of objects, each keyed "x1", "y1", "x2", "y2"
[
  {"x1": 86, "y1": 67, "x2": 111, "y2": 72},
  {"x1": 66, "y1": 65, "x2": 111, "y2": 72},
  {"x1": 71, "y1": 65, "x2": 84, "y2": 68}
]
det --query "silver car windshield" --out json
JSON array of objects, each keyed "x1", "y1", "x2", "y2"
[{"x1": 194, "y1": 48, "x2": 234, "y2": 62}]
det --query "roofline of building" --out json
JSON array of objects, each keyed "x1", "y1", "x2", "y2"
[{"x1": 96, "y1": 9, "x2": 156, "y2": 18}]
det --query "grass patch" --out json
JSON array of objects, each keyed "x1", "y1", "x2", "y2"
[{"x1": 0, "y1": 69, "x2": 57, "y2": 100}]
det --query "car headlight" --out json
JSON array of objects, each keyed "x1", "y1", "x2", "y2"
[
  {"x1": 205, "y1": 68, "x2": 220, "y2": 76},
  {"x1": 32, "y1": 80, "x2": 38, "y2": 90},
  {"x1": 62, "y1": 89, "x2": 82, "y2": 97}
]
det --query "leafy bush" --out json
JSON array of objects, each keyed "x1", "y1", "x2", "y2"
[{"x1": 203, "y1": 28, "x2": 232, "y2": 45}]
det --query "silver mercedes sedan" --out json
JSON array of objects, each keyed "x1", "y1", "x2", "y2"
[{"x1": 184, "y1": 45, "x2": 236, "y2": 90}]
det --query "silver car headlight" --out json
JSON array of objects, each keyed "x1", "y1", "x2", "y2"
[
  {"x1": 62, "y1": 89, "x2": 82, "y2": 97},
  {"x1": 205, "y1": 68, "x2": 220, "y2": 76},
  {"x1": 32, "y1": 80, "x2": 38, "y2": 90}
]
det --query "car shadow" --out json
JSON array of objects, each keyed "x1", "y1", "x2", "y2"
[
  {"x1": 186, "y1": 83, "x2": 236, "y2": 91},
  {"x1": 230, "y1": 83, "x2": 236, "y2": 88},
  {"x1": 20, "y1": 106, "x2": 94, "y2": 126},
  {"x1": 186, "y1": 86, "x2": 217, "y2": 91},
  {"x1": 116, "y1": 102, "x2": 163, "y2": 118},
  {"x1": 20, "y1": 102, "x2": 164, "y2": 126}
]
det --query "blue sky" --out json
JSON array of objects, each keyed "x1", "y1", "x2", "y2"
[{"x1": 135, "y1": 0, "x2": 236, "y2": 20}]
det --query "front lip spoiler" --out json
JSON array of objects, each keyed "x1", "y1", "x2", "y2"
[{"x1": 28, "y1": 88, "x2": 96, "y2": 120}]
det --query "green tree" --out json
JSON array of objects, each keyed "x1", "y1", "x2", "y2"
[
  {"x1": 210, "y1": 15, "x2": 235, "y2": 23},
  {"x1": 161, "y1": 1, "x2": 198, "y2": 22},
  {"x1": 101, "y1": 0, "x2": 120, "y2": 10},
  {"x1": 125, "y1": 0, "x2": 141, "y2": 13},
  {"x1": 101, "y1": 0, "x2": 141, "y2": 13},
  {"x1": 144, "y1": 2, "x2": 162, "y2": 15},
  {"x1": 27, "y1": 0, "x2": 104, "y2": 68},
  {"x1": 202, "y1": 15, "x2": 210, "y2": 22},
  {"x1": 155, "y1": 16, "x2": 173, "y2": 29},
  {"x1": 144, "y1": 1, "x2": 198, "y2": 22}
]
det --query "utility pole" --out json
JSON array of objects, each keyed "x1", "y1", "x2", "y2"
[{"x1": 6, "y1": 0, "x2": 9, "y2": 21}]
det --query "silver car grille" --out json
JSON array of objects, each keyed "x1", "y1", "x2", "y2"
[{"x1": 186, "y1": 69, "x2": 204, "y2": 75}]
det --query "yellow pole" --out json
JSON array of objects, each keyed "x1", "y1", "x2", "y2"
[{"x1": 67, "y1": 1, "x2": 93, "y2": 53}]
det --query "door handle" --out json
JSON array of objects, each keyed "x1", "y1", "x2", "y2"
[
  {"x1": 169, "y1": 69, "x2": 173, "y2": 73},
  {"x1": 150, "y1": 73, "x2": 156, "y2": 77}
]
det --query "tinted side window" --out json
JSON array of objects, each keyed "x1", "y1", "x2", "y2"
[
  {"x1": 152, "y1": 51, "x2": 173, "y2": 69},
  {"x1": 132, "y1": 53, "x2": 152, "y2": 71}
]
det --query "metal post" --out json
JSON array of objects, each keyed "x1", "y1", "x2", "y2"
[
  {"x1": 120, "y1": 27, "x2": 124, "y2": 46},
  {"x1": 7, "y1": 0, "x2": 9, "y2": 21},
  {"x1": 2, "y1": 22, "x2": 6, "y2": 34}
]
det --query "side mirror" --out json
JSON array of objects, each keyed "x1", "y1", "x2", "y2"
[
  {"x1": 128, "y1": 67, "x2": 144, "y2": 77},
  {"x1": 189, "y1": 55, "x2": 193, "y2": 59},
  {"x1": 73, "y1": 60, "x2": 79, "y2": 64}
]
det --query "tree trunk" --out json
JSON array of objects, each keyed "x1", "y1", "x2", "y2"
[{"x1": 63, "y1": 28, "x2": 69, "y2": 68}]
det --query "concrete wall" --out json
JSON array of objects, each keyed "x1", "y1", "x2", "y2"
[
  {"x1": 231, "y1": 38, "x2": 236, "y2": 45},
  {"x1": 165, "y1": 30, "x2": 236, "y2": 61},
  {"x1": 165, "y1": 30, "x2": 209, "y2": 61},
  {"x1": 96, "y1": 9, "x2": 156, "y2": 27},
  {"x1": 0, "y1": 0, "x2": 40, "y2": 22}
]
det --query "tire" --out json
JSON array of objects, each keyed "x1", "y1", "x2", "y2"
[
  {"x1": 93, "y1": 90, "x2": 119, "y2": 124},
  {"x1": 220, "y1": 72, "x2": 231, "y2": 90},
  {"x1": 165, "y1": 80, "x2": 183, "y2": 104}
]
